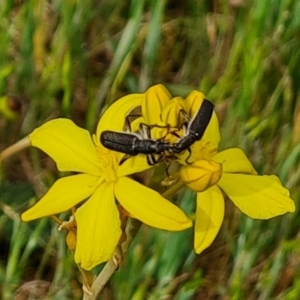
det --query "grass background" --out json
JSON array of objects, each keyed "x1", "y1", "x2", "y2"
[{"x1": 1, "y1": 0, "x2": 300, "y2": 299}]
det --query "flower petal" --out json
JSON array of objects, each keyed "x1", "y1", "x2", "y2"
[
  {"x1": 30, "y1": 119, "x2": 102, "y2": 175},
  {"x1": 117, "y1": 154, "x2": 151, "y2": 177},
  {"x1": 161, "y1": 96, "x2": 186, "y2": 127},
  {"x1": 96, "y1": 93, "x2": 143, "y2": 135},
  {"x1": 213, "y1": 148, "x2": 257, "y2": 175},
  {"x1": 184, "y1": 90, "x2": 205, "y2": 116},
  {"x1": 142, "y1": 84, "x2": 172, "y2": 124},
  {"x1": 194, "y1": 186, "x2": 224, "y2": 253},
  {"x1": 74, "y1": 183, "x2": 121, "y2": 270},
  {"x1": 201, "y1": 112, "x2": 221, "y2": 152},
  {"x1": 115, "y1": 177, "x2": 192, "y2": 231},
  {"x1": 218, "y1": 173, "x2": 295, "y2": 219},
  {"x1": 21, "y1": 174, "x2": 99, "y2": 221}
]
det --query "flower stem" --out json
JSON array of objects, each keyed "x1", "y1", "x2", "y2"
[
  {"x1": 0, "y1": 137, "x2": 31, "y2": 162},
  {"x1": 162, "y1": 180, "x2": 185, "y2": 198}
]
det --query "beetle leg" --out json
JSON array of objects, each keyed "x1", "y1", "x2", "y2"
[
  {"x1": 139, "y1": 123, "x2": 171, "y2": 140},
  {"x1": 185, "y1": 148, "x2": 192, "y2": 165},
  {"x1": 147, "y1": 153, "x2": 167, "y2": 166},
  {"x1": 146, "y1": 154, "x2": 156, "y2": 165},
  {"x1": 125, "y1": 113, "x2": 142, "y2": 132},
  {"x1": 140, "y1": 123, "x2": 152, "y2": 139},
  {"x1": 119, "y1": 154, "x2": 131, "y2": 165},
  {"x1": 176, "y1": 109, "x2": 190, "y2": 130},
  {"x1": 165, "y1": 161, "x2": 171, "y2": 177}
]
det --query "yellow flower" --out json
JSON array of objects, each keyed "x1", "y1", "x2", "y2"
[
  {"x1": 180, "y1": 137, "x2": 295, "y2": 255},
  {"x1": 135, "y1": 85, "x2": 294, "y2": 255},
  {"x1": 21, "y1": 93, "x2": 192, "y2": 270}
]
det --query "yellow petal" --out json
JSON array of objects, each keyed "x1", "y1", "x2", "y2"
[
  {"x1": 115, "y1": 177, "x2": 192, "y2": 231},
  {"x1": 30, "y1": 119, "x2": 102, "y2": 175},
  {"x1": 218, "y1": 173, "x2": 295, "y2": 219},
  {"x1": 201, "y1": 112, "x2": 220, "y2": 152},
  {"x1": 180, "y1": 160, "x2": 222, "y2": 192},
  {"x1": 213, "y1": 148, "x2": 257, "y2": 175},
  {"x1": 142, "y1": 84, "x2": 172, "y2": 124},
  {"x1": 21, "y1": 174, "x2": 99, "y2": 221},
  {"x1": 117, "y1": 154, "x2": 151, "y2": 177},
  {"x1": 184, "y1": 90, "x2": 205, "y2": 116},
  {"x1": 96, "y1": 93, "x2": 143, "y2": 134},
  {"x1": 161, "y1": 96, "x2": 186, "y2": 127},
  {"x1": 74, "y1": 183, "x2": 122, "y2": 270},
  {"x1": 194, "y1": 186, "x2": 224, "y2": 253}
]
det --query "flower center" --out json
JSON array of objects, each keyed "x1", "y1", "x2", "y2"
[{"x1": 96, "y1": 144, "x2": 119, "y2": 183}]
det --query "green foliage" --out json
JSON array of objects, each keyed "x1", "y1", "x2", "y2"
[{"x1": 0, "y1": 0, "x2": 300, "y2": 299}]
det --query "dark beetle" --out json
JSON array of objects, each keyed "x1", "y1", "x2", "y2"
[
  {"x1": 170, "y1": 98, "x2": 214, "y2": 158},
  {"x1": 100, "y1": 98, "x2": 214, "y2": 165},
  {"x1": 100, "y1": 131, "x2": 171, "y2": 165}
]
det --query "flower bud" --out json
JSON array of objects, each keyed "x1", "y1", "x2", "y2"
[
  {"x1": 66, "y1": 231, "x2": 76, "y2": 250},
  {"x1": 180, "y1": 159, "x2": 222, "y2": 192}
]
